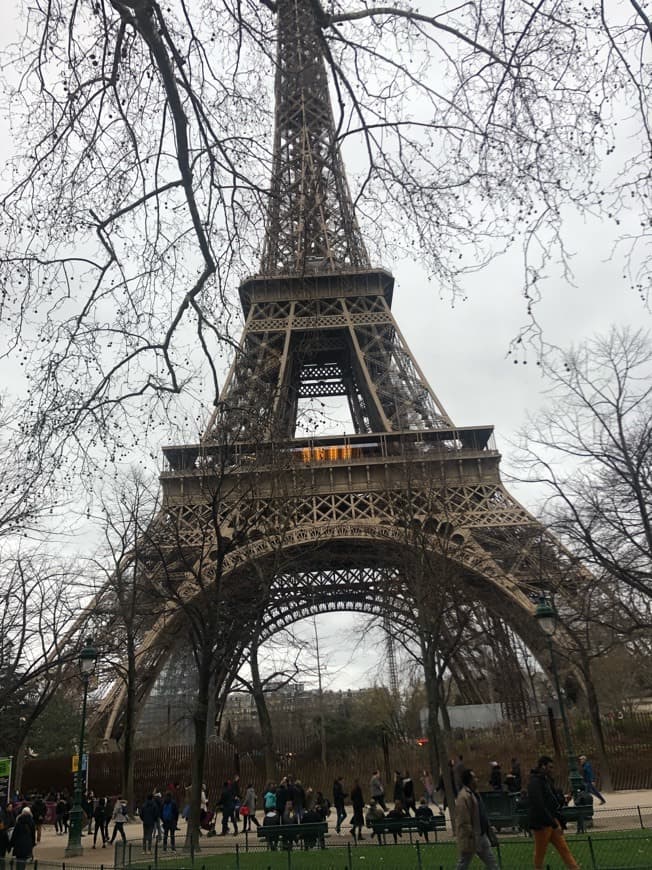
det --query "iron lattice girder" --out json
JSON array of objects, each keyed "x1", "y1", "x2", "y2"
[
  {"x1": 213, "y1": 275, "x2": 451, "y2": 440},
  {"x1": 88, "y1": 428, "x2": 582, "y2": 741},
  {"x1": 261, "y1": 0, "x2": 369, "y2": 274}
]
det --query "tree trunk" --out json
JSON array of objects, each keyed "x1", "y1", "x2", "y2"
[
  {"x1": 186, "y1": 653, "x2": 211, "y2": 852},
  {"x1": 580, "y1": 660, "x2": 613, "y2": 792},
  {"x1": 422, "y1": 641, "x2": 456, "y2": 827},
  {"x1": 250, "y1": 651, "x2": 276, "y2": 783},
  {"x1": 121, "y1": 633, "x2": 137, "y2": 809}
]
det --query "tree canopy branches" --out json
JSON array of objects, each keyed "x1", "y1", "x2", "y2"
[
  {"x1": 516, "y1": 326, "x2": 652, "y2": 597},
  {"x1": 0, "y1": 0, "x2": 649, "y2": 465}
]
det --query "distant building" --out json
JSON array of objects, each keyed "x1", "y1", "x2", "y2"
[{"x1": 420, "y1": 703, "x2": 505, "y2": 733}]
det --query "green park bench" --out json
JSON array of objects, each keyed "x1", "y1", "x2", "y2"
[
  {"x1": 513, "y1": 802, "x2": 594, "y2": 835},
  {"x1": 480, "y1": 791, "x2": 594, "y2": 835},
  {"x1": 257, "y1": 821, "x2": 328, "y2": 850},
  {"x1": 480, "y1": 791, "x2": 521, "y2": 832},
  {"x1": 369, "y1": 814, "x2": 447, "y2": 844}
]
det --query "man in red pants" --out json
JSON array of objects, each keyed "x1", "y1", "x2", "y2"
[{"x1": 527, "y1": 756, "x2": 579, "y2": 869}]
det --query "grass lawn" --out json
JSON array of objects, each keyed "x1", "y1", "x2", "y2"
[{"x1": 126, "y1": 830, "x2": 652, "y2": 870}]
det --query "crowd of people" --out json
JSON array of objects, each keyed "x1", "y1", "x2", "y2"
[{"x1": 0, "y1": 751, "x2": 603, "y2": 869}]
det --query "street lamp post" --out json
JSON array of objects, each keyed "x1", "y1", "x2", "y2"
[
  {"x1": 534, "y1": 598, "x2": 585, "y2": 797},
  {"x1": 65, "y1": 639, "x2": 98, "y2": 858}
]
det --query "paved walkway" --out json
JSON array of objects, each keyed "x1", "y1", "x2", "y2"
[{"x1": 25, "y1": 789, "x2": 652, "y2": 867}]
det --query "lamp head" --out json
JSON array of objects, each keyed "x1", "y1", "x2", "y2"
[
  {"x1": 534, "y1": 597, "x2": 557, "y2": 637},
  {"x1": 79, "y1": 638, "x2": 98, "y2": 676}
]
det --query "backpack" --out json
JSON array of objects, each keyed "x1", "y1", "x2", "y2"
[{"x1": 162, "y1": 802, "x2": 174, "y2": 822}]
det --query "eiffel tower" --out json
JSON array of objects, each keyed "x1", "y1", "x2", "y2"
[{"x1": 91, "y1": 0, "x2": 573, "y2": 742}]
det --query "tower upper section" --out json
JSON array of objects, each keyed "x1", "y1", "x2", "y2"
[{"x1": 260, "y1": 0, "x2": 371, "y2": 276}]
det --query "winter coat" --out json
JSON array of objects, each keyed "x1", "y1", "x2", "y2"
[
  {"x1": 140, "y1": 798, "x2": 159, "y2": 828},
  {"x1": 351, "y1": 785, "x2": 364, "y2": 812},
  {"x1": 365, "y1": 803, "x2": 385, "y2": 827},
  {"x1": 527, "y1": 770, "x2": 561, "y2": 830},
  {"x1": 455, "y1": 786, "x2": 481, "y2": 855},
  {"x1": 31, "y1": 799, "x2": 46, "y2": 823},
  {"x1": 0, "y1": 807, "x2": 12, "y2": 858},
  {"x1": 350, "y1": 784, "x2": 364, "y2": 825},
  {"x1": 161, "y1": 798, "x2": 179, "y2": 827},
  {"x1": 333, "y1": 781, "x2": 346, "y2": 808},
  {"x1": 244, "y1": 787, "x2": 256, "y2": 813},
  {"x1": 11, "y1": 814, "x2": 36, "y2": 860},
  {"x1": 112, "y1": 801, "x2": 128, "y2": 824},
  {"x1": 219, "y1": 786, "x2": 235, "y2": 813}
]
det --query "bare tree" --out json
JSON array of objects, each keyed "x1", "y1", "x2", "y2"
[
  {"x1": 547, "y1": 568, "x2": 652, "y2": 791},
  {"x1": 85, "y1": 470, "x2": 161, "y2": 805},
  {"x1": 0, "y1": 395, "x2": 63, "y2": 539},
  {"x1": 229, "y1": 625, "x2": 308, "y2": 780},
  {"x1": 0, "y1": 1, "x2": 649, "y2": 463},
  {"x1": 515, "y1": 326, "x2": 652, "y2": 598},
  {"x1": 121, "y1": 430, "x2": 298, "y2": 846},
  {"x1": 0, "y1": 552, "x2": 79, "y2": 765}
]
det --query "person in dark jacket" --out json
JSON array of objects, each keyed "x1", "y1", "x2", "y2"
[
  {"x1": 140, "y1": 794, "x2": 160, "y2": 853},
  {"x1": 393, "y1": 770, "x2": 405, "y2": 806},
  {"x1": 349, "y1": 779, "x2": 365, "y2": 840},
  {"x1": 489, "y1": 762, "x2": 502, "y2": 791},
  {"x1": 333, "y1": 777, "x2": 347, "y2": 834},
  {"x1": 0, "y1": 803, "x2": 13, "y2": 864},
  {"x1": 403, "y1": 772, "x2": 416, "y2": 815},
  {"x1": 55, "y1": 794, "x2": 67, "y2": 834},
  {"x1": 10, "y1": 807, "x2": 36, "y2": 870},
  {"x1": 92, "y1": 797, "x2": 108, "y2": 848},
  {"x1": 386, "y1": 798, "x2": 407, "y2": 844},
  {"x1": 219, "y1": 781, "x2": 237, "y2": 836},
  {"x1": 262, "y1": 809, "x2": 280, "y2": 851},
  {"x1": 579, "y1": 755, "x2": 606, "y2": 804},
  {"x1": 31, "y1": 795, "x2": 46, "y2": 844},
  {"x1": 276, "y1": 778, "x2": 289, "y2": 818},
  {"x1": 160, "y1": 792, "x2": 179, "y2": 852},
  {"x1": 527, "y1": 756, "x2": 579, "y2": 870},
  {"x1": 415, "y1": 798, "x2": 435, "y2": 842}
]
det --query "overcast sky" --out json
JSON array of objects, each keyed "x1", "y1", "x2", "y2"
[{"x1": 0, "y1": 4, "x2": 649, "y2": 697}]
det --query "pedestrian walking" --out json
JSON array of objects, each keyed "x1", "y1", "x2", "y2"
[
  {"x1": 370, "y1": 769, "x2": 387, "y2": 811},
  {"x1": 333, "y1": 777, "x2": 347, "y2": 834},
  {"x1": 31, "y1": 795, "x2": 46, "y2": 844},
  {"x1": 161, "y1": 792, "x2": 179, "y2": 851},
  {"x1": 140, "y1": 794, "x2": 159, "y2": 853},
  {"x1": 218, "y1": 781, "x2": 237, "y2": 836},
  {"x1": 10, "y1": 807, "x2": 36, "y2": 870},
  {"x1": 92, "y1": 797, "x2": 108, "y2": 848},
  {"x1": 109, "y1": 797, "x2": 128, "y2": 845},
  {"x1": 528, "y1": 756, "x2": 579, "y2": 870},
  {"x1": 403, "y1": 771, "x2": 416, "y2": 815},
  {"x1": 242, "y1": 784, "x2": 260, "y2": 832},
  {"x1": 454, "y1": 769, "x2": 498, "y2": 869},
  {"x1": 350, "y1": 779, "x2": 364, "y2": 840},
  {"x1": 579, "y1": 755, "x2": 606, "y2": 804}
]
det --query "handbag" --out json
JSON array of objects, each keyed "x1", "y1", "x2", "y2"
[{"x1": 240, "y1": 805, "x2": 250, "y2": 816}]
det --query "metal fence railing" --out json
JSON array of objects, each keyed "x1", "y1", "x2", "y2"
[
  {"x1": 111, "y1": 833, "x2": 652, "y2": 870},
  {"x1": 4, "y1": 819, "x2": 651, "y2": 870}
]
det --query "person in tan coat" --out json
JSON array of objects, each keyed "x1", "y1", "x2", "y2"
[{"x1": 454, "y1": 769, "x2": 498, "y2": 869}]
